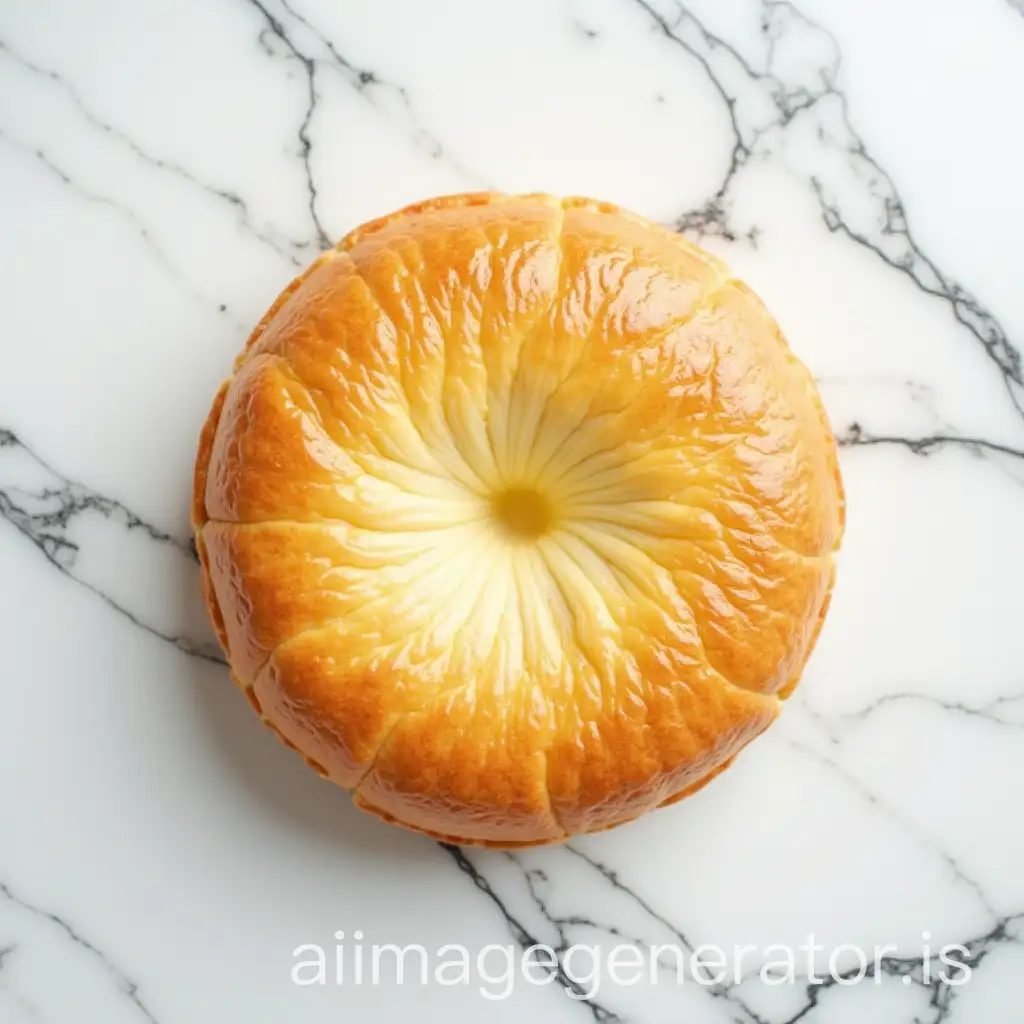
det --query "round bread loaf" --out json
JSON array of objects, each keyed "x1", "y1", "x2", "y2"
[{"x1": 193, "y1": 192, "x2": 844, "y2": 847}]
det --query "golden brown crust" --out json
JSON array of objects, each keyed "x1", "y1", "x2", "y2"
[{"x1": 193, "y1": 192, "x2": 843, "y2": 846}]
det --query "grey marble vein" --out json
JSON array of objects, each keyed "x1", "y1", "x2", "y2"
[
  {"x1": 784, "y1": 735, "x2": 1000, "y2": 918},
  {"x1": 0, "y1": 39, "x2": 304, "y2": 265},
  {"x1": 838, "y1": 422, "x2": 1024, "y2": 461},
  {"x1": 824, "y1": 691, "x2": 1024, "y2": 735},
  {"x1": 778, "y1": 912, "x2": 1023, "y2": 1024},
  {"x1": 628, "y1": 0, "x2": 1024, "y2": 440},
  {"x1": 241, "y1": 0, "x2": 488, "y2": 250},
  {"x1": 0, "y1": 128, "x2": 236, "y2": 322},
  {"x1": 244, "y1": 0, "x2": 331, "y2": 250},
  {"x1": 441, "y1": 844, "x2": 626, "y2": 1022},
  {"x1": 445, "y1": 839, "x2": 1024, "y2": 1024},
  {"x1": 0, "y1": 428, "x2": 224, "y2": 664},
  {"x1": 0, "y1": 881, "x2": 160, "y2": 1024}
]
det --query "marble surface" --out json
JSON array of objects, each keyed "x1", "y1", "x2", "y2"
[{"x1": 2, "y1": 1, "x2": 1023, "y2": 1020}]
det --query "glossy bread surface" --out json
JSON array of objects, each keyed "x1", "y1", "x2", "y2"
[{"x1": 192, "y1": 192, "x2": 845, "y2": 847}]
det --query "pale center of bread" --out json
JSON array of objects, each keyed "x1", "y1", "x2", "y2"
[
  {"x1": 491, "y1": 486, "x2": 556, "y2": 541},
  {"x1": 331, "y1": 390, "x2": 673, "y2": 690}
]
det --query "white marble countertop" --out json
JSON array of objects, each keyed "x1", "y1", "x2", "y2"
[{"x1": 2, "y1": 1, "x2": 1023, "y2": 1021}]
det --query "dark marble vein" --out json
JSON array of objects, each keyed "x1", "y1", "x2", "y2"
[
  {"x1": 631, "y1": 0, "x2": 755, "y2": 242},
  {"x1": 446, "y1": 842, "x2": 756, "y2": 1022},
  {"x1": 443, "y1": 834, "x2": 1024, "y2": 1023},
  {"x1": 456, "y1": 837, "x2": 1023, "y2": 1023},
  {"x1": 0, "y1": 429, "x2": 224, "y2": 665},
  {"x1": 0, "y1": 128, "x2": 234, "y2": 319},
  {"x1": 513, "y1": 848, "x2": 771, "y2": 1021},
  {"x1": 628, "y1": 0, "x2": 1024, "y2": 436},
  {"x1": 838, "y1": 422, "x2": 1024, "y2": 460},
  {"x1": 844, "y1": 691, "x2": 1024, "y2": 732},
  {"x1": 0, "y1": 127, "x2": 177, "y2": 278},
  {"x1": 571, "y1": 15, "x2": 601, "y2": 40},
  {"x1": 778, "y1": 911, "x2": 1023, "y2": 1024},
  {"x1": 0, "y1": 431, "x2": 189, "y2": 554},
  {"x1": 439, "y1": 844, "x2": 626, "y2": 1021},
  {"x1": 812, "y1": 173, "x2": 1024, "y2": 420},
  {"x1": 244, "y1": 0, "x2": 332, "y2": 250},
  {"x1": 277, "y1": 0, "x2": 487, "y2": 183},
  {"x1": 0, "y1": 881, "x2": 159, "y2": 1023},
  {"x1": 563, "y1": 847, "x2": 699, "y2": 955},
  {"x1": 0, "y1": 39, "x2": 303, "y2": 264},
  {"x1": 243, "y1": 0, "x2": 487, "y2": 250},
  {"x1": 784, "y1": 735, "x2": 1000, "y2": 918}
]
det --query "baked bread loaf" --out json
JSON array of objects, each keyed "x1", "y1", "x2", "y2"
[{"x1": 193, "y1": 192, "x2": 844, "y2": 847}]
